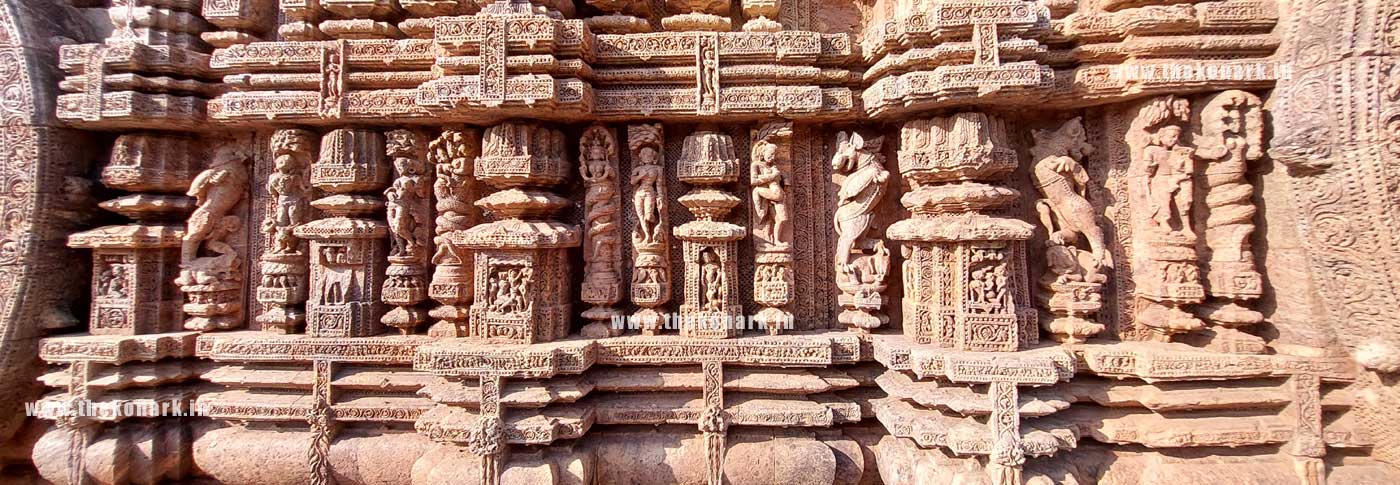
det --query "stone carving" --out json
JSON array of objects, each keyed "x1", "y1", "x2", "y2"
[
  {"x1": 257, "y1": 129, "x2": 315, "y2": 334},
  {"x1": 382, "y1": 129, "x2": 433, "y2": 334},
  {"x1": 751, "y1": 122, "x2": 794, "y2": 335},
  {"x1": 628, "y1": 124, "x2": 672, "y2": 336},
  {"x1": 832, "y1": 131, "x2": 891, "y2": 332},
  {"x1": 1031, "y1": 118, "x2": 1107, "y2": 344},
  {"x1": 579, "y1": 125, "x2": 625, "y2": 338},
  {"x1": 675, "y1": 129, "x2": 745, "y2": 338},
  {"x1": 177, "y1": 140, "x2": 250, "y2": 332},
  {"x1": 23, "y1": 0, "x2": 1400, "y2": 484},
  {"x1": 427, "y1": 128, "x2": 481, "y2": 338},
  {"x1": 454, "y1": 122, "x2": 579, "y2": 343},
  {"x1": 1128, "y1": 96, "x2": 1207, "y2": 341},
  {"x1": 296, "y1": 128, "x2": 390, "y2": 338},
  {"x1": 891, "y1": 113, "x2": 1036, "y2": 351},
  {"x1": 1194, "y1": 90, "x2": 1267, "y2": 349}
]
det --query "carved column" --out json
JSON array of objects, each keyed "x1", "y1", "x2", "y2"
[
  {"x1": 675, "y1": 129, "x2": 745, "y2": 339},
  {"x1": 257, "y1": 129, "x2": 315, "y2": 334},
  {"x1": 177, "y1": 139, "x2": 251, "y2": 332},
  {"x1": 382, "y1": 130, "x2": 434, "y2": 335},
  {"x1": 579, "y1": 125, "x2": 625, "y2": 338},
  {"x1": 427, "y1": 128, "x2": 481, "y2": 338},
  {"x1": 68, "y1": 133, "x2": 194, "y2": 335},
  {"x1": 891, "y1": 113, "x2": 1037, "y2": 351},
  {"x1": 452, "y1": 122, "x2": 579, "y2": 343},
  {"x1": 1193, "y1": 90, "x2": 1267, "y2": 351},
  {"x1": 1127, "y1": 96, "x2": 1206, "y2": 341},
  {"x1": 295, "y1": 128, "x2": 391, "y2": 338},
  {"x1": 628, "y1": 124, "x2": 673, "y2": 336},
  {"x1": 1029, "y1": 119, "x2": 1108, "y2": 344},
  {"x1": 831, "y1": 131, "x2": 891, "y2": 333},
  {"x1": 751, "y1": 122, "x2": 794, "y2": 335}
]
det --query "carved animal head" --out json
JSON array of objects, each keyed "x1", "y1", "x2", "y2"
[
  {"x1": 832, "y1": 131, "x2": 884, "y2": 173},
  {"x1": 1031, "y1": 117, "x2": 1094, "y2": 160},
  {"x1": 209, "y1": 141, "x2": 250, "y2": 167}
]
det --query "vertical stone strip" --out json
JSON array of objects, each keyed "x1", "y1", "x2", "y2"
[
  {"x1": 1289, "y1": 373, "x2": 1325, "y2": 485},
  {"x1": 700, "y1": 361, "x2": 726, "y2": 485},
  {"x1": 481, "y1": 18, "x2": 507, "y2": 107},
  {"x1": 308, "y1": 360, "x2": 335, "y2": 485},
  {"x1": 478, "y1": 374, "x2": 505, "y2": 485},
  {"x1": 986, "y1": 381, "x2": 1023, "y2": 485}
]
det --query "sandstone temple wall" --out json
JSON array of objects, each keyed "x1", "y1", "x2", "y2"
[{"x1": 3, "y1": 0, "x2": 1400, "y2": 483}]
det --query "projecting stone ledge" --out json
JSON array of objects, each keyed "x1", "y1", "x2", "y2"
[
  {"x1": 414, "y1": 331, "x2": 868, "y2": 378},
  {"x1": 40, "y1": 331, "x2": 201, "y2": 364},
  {"x1": 872, "y1": 334, "x2": 1359, "y2": 384}
]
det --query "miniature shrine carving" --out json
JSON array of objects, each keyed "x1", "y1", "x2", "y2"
[{"x1": 15, "y1": 0, "x2": 1400, "y2": 484}]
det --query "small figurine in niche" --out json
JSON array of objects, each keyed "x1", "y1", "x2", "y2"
[
  {"x1": 265, "y1": 130, "x2": 313, "y2": 255},
  {"x1": 631, "y1": 144, "x2": 665, "y2": 245},
  {"x1": 700, "y1": 249, "x2": 723, "y2": 311},
  {"x1": 1143, "y1": 123, "x2": 1195, "y2": 236},
  {"x1": 385, "y1": 134, "x2": 430, "y2": 259},
  {"x1": 98, "y1": 265, "x2": 128, "y2": 299},
  {"x1": 750, "y1": 139, "x2": 789, "y2": 249}
]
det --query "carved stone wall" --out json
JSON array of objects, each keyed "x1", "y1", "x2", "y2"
[{"x1": 8, "y1": 0, "x2": 1400, "y2": 484}]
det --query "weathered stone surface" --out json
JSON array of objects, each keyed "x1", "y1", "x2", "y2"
[{"x1": 4, "y1": 0, "x2": 1400, "y2": 483}]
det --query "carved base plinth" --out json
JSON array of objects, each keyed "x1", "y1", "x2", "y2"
[
  {"x1": 383, "y1": 263, "x2": 429, "y2": 334},
  {"x1": 256, "y1": 255, "x2": 308, "y2": 334},
  {"x1": 1205, "y1": 260, "x2": 1263, "y2": 301},
  {"x1": 1137, "y1": 300, "x2": 1204, "y2": 342},
  {"x1": 661, "y1": 13, "x2": 730, "y2": 32},
  {"x1": 308, "y1": 302, "x2": 384, "y2": 337},
  {"x1": 632, "y1": 308, "x2": 666, "y2": 336},
  {"x1": 1044, "y1": 315, "x2": 1105, "y2": 345},
  {"x1": 1043, "y1": 281, "x2": 1104, "y2": 344},
  {"x1": 1138, "y1": 237, "x2": 1206, "y2": 304},
  {"x1": 581, "y1": 280, "x2": 623, "y2": 338},
  {"x1": 181, "y1": 281, "x2": 244, "y2": 331},
  {"x1": 1199, "y1": 299, "x2": 1265, "y2": 328},
  {"x1": 837, "y1": 281, "x2": 888, "y2": 333},
  {"x1": 678, "y1": 306, "x2": 743, "y2": 339},
  {"x1": 581, "y1": 306, "x2": 624, "y2": 338},
  {"x1": 427, "y1": 305, "x2": 470, "y2": 337},
  {"x1": 255, "y1": 306, "x2": 305, "y2": 334},
  {"x1": 1181, "y1": 326, "x2": 1268, "y2": 354},
  {"x1": 467, "y1": 304, "x2": 572, "y2": 343},
  {"x1": 429, "y1": 263, "x2": 472, "y2": 337},
  {"x1": 754, "y1": 307, "x2": 791, "y2": 336}
]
